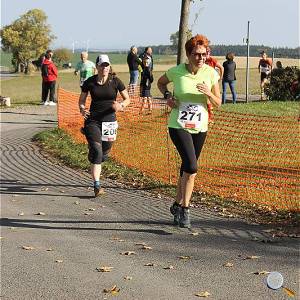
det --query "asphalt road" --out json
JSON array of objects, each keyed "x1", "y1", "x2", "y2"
[{"x1": 0, "y1": 106, "x2": 299, "y2": 300}]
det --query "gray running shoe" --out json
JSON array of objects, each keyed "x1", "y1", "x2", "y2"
[
  {"x1": 179, "y1": 207, "x2": 191, "y2": 228},
  {"x1": 170, "y1": 202, "x2": 180, "y2": 225},
  {"x1": 94, "y1": 186, "x2": 105, "y2": 197}
]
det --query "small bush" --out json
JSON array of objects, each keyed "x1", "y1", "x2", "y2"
[{"x1": 265, "y1": 66, "x2": 300, "y2": 101}]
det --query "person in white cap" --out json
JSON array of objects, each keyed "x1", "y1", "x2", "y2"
[{"x1": 78, "y1": 54, "x2": 130, "y2": 197}]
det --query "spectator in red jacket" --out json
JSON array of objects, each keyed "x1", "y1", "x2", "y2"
[
  {"x1": 41, "y1": 49, "x2": 58, "y2": 106},
  {"x1": 205, "y1": 47, "x2": 223, "y2": 122}
]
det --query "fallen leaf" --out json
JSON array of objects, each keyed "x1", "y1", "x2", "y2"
[
  {"x1": 88, "y1": 208, "x2": 96, "y2": 211},
  {"x1": 41, "y1": 187, "x2": 49, "y2": 191},
  {"x1": 251, "y1": 271, "x2": 270, "y2": 275},
  {"x1": 124, "y1": 276, "x2": 133, "y2": 280},
  {"x1": 84, "y1": 212, "x2": 92, "y2": 215},
  {"x1": 55, "y1": 260, "x2": 63, "y2": 263},
  {"x1": 111, "y1": 236, "x2": 122, "y2": 241},
  {"x1": 144, "y1": 263, "x2": 155, "y2": 266},
  {"x1": 142, "y1": 246, "x2": 152, "y2": 250},
  {"x1": 74, "y1": 201, "x2": 80, "y2": 205},
  {"x1": 18, "y1": 212, "x2": 24, "y2": 216},
  {"x1": 46, "y1": 248, "x2": 54, "y2": 251},
  {"x1": 103, "y1": 285, "x2": 120, "y2": 295},
  {"x1": 135, "y1": 242, "x2": 147, "y2": 246},
  {"x1": 283, "y1": 287, "x2": 296, "y2": 297},
  {"x1": 223, "y1": 262, "x2": 234, "y2": 267},
  {"x1": 178, "y1": 256, "x2": 191, "y2": 260},
  {"x1": 189, "y1": 231, "x2": 199, "y2": 236},
  {"x1": 96, "y1": 266, "x2": 114, "y2": 272},
  {"x1": 22, "y1": 246, "x2": 35, "y2": 250},
  {"x1": 35, "y1": 212, "x2": 46, "y2": 216},
  {"x1": 120, "y1": 251, "x2": 136, "y2": 256},
  {"x1": 195, "y1": 291, "x2": 211, "y2": 297},
  {"x1": 163, "y1": 265, "x2": 174, "y2": 270},
  {"x1": 59, "y1": 190, "x2": 65, "y2": 193},
  {"x1": 244, "y1": 255, "x2": 260, "y2": 260}
]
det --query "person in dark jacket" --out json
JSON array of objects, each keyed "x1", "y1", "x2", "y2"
[
  {"x1": 139, "y1": 53, "x2": 153, "y2": 114},
  {"x1": 41, "y1": 49, "x2": 58, "y2": 106},
  {"x1": 222, "y1": 52, "x2": 237, "y2": 104},
  {"x1": 127, "y1": 46, "x2": 142, "y2": 86}
]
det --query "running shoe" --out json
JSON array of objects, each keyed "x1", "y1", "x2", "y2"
[
  {"x1": 48, "y1": 101, "x2": 56, "y2": 106},
  {"x1": 170, "y1": 201, "x2": 180, "y2": 225},
  {"x1": 43, "y1": 101, "x2": 50, "y2": 106},
  {"x1": 179, "y1": 207, "x2": 191, "y2": 228},
  {"x1": 94, "y1": 186, "x2": 105, "y2": 197}
]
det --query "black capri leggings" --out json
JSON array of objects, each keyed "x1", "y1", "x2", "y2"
[
  {"x1": 169, "y1": 128, "x2": 207, "y2": 176},
  {"x1": 83, "y1": 119, "x2": 114, "y2": 164}
]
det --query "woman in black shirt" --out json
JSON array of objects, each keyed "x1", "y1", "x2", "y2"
[
  {"x1": 222, "y1": 52, "x2": 237, "y2": 104},
  {"x1": 78, "y1": 54, "x2": 130, "y2": 197}
]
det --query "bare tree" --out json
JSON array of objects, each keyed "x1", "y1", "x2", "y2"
[{"x1": 177, "y1": 0, "x2": 191, "y2": 65}]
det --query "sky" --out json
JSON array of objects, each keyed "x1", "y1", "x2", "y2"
[{"x1": 1, "y1": 0, "x2": 299, "y2": 50}]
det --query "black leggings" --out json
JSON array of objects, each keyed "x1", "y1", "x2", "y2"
[
  {"x1": 169, "y1": 128, "x2": 207, "y2": 175},
  {"x1": 84, "y1": 119, "x2": 113, "y2": 164}
]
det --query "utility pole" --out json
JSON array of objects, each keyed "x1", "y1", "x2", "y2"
[
  {"x1": 72, "y1": 41, "x2": 77, "y2": 54},
  {"x1": 177, "y1": 0, "x2": 191, "y2": 65},
  {"x1": 245, "y1": 21, "x2": 250, "y2": 103},
  {"x1": 86, "y1": 39, "x2": 90, "y2": 53}
]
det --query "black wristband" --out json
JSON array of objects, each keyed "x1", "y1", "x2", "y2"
[{"x1": 164, "y1": 91, "x2": 172, "y2": 99}]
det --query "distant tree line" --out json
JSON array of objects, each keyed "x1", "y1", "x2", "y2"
[{"x1": 134, "y1": 45, "x2": 299, "y2": 58}]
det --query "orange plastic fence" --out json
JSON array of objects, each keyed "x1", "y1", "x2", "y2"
[{"x1": 57, "y1": 87, "x2": 300, "y2": 211}]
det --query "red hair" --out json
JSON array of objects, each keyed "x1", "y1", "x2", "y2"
[{"x1": 185, "y1": 34, "x2": 210, "y2": 55}]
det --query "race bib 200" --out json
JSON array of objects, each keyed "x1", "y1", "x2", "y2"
[{"x1": 101, "y1": 121, "x2": 118, "y2": 141}]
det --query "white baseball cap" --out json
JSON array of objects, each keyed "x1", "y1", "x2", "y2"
[{"x1": 96, "y1": 54, "x2": 110, "y2": 65}]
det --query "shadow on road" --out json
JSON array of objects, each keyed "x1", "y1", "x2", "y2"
[{"x1": 0, "y1": 217, "x2": 172, "y2": 236}]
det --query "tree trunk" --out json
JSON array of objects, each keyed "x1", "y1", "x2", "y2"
[{"x1": 177, "y1": 0, "x2": 191, "y2": 65}]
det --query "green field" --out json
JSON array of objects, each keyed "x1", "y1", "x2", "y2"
[
  {"x1": 0, "y1": 68, "x2": 289, "y2": 107},
  {"x1": 0, "y1": 50, "x2": 176, "y2": 69},
  {"x1": 1, "y1": 50, "x2": 300, "y2": 116}
]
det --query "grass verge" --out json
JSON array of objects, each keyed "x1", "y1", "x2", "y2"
[{"x1": 33, "y1": 127, "x2": 299, "y2": 236}]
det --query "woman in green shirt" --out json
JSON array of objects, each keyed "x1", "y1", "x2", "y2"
[{"x1": 157, "y1": 34, "x2": 221, "y2": 228}]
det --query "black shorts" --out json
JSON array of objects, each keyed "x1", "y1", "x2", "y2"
[
  {"x1": 83, "y1": 118, "x2": 114, "y2": 164},
  {"x1": 261, "y1": 72, "x2": 268, "y2": 82}
]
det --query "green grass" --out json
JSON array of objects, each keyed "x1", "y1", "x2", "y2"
[
  {"x1": 0, "y1": 51, "x2": 13, "y2": 69},
  {"x1": 1, "y1": 50, "x2": 299, "y2": 114},
  {"x1": 0, "y1": 51, "x2": 176, "y2": 69},
  {"x1": 2, "y1": 69, "x2": 300, "y2": 118},
  {"x1": 1, "y1": 68, "x2": 265, "y2": 106},
  {"x1": 220, "y1": 101, "x2": 300, "y2": 116}
]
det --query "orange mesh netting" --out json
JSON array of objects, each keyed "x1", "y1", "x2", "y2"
[{"x1": 57, "y1": 87, "x2": 300, "y2": 211}]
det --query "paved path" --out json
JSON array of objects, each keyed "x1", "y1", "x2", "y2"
[{"x1": 0, "y1": 106, "x2": 299, "y2": 300}]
